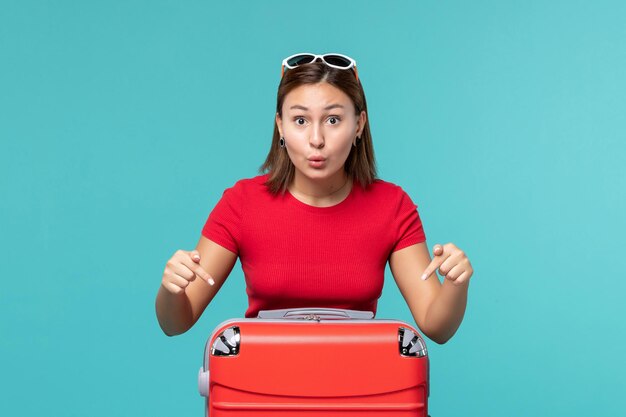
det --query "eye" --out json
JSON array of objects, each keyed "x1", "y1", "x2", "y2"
[
  {"x1": 327, "y1": 116, "x2": 341, "y2": 125},
  {"x1": 294, "y1": 117, "x2": 306, "y2": 126}
]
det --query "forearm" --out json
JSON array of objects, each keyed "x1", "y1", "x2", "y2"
[
  {"x1": 423, "y1": 279, "x2": 469, "y2": 344},
  {"x1": 155, "y1": 285, "x2": 194, "y2": 336}
]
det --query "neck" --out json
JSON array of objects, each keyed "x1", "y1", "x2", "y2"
[{"x1": 289, "y1": 172, "x2": 352, "y2": 207}]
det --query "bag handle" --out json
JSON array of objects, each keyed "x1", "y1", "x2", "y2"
[{"x1": 257, "y1": 307, "x2": 374, "y2": 320}]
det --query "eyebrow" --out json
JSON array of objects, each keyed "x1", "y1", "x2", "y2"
[{"x1": 289, "y1": 104, "x2": 345, "y2": 111}]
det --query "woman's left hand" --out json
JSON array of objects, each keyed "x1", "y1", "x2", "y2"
[{"x1": 420, "y1": 243, "x2": 473, "y2": 286}]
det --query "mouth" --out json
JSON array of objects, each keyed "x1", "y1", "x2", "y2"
[{"x1": 307, "y1": 156, "x2": 327, "y2": 168}]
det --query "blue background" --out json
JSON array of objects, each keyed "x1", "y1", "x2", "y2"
[{"x1": 1, "y1": 1, "x2": 625, "y2": 416}]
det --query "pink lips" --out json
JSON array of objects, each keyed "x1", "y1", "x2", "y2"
[{"x1": 307, "y1": 156, "x2": 326, "y2": 168}]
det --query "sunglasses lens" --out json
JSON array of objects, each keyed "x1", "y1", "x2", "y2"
[
  {"x1": 324, "y1": 55, "x2": 352, "y2": 68},
  {"x1": 286, "y1": 54, "x2": 316, "y2": 67}
]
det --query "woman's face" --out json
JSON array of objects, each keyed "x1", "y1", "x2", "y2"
[{"x1": 276, "y1": 82, "x2": 366, "y2": 184}]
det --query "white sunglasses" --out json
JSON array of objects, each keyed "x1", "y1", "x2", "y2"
[{"x1": 281, "y1": 53, "x2": 359, "y2": 80}]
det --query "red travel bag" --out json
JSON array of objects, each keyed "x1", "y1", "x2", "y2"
[{"x1": 198, "y1": 307, "x2": 429, "y2": 416}]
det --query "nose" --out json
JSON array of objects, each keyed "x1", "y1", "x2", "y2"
[{"x1": 309, "y1": 125, "x2": 325, "y2": 149}]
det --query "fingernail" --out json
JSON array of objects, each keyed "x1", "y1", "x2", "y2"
[
  {"x1": 193, "y1": 255, "x2": 200, "y2": 261},
  {"x1": 421, "y1": 274, "x2": 428, "y2": 281},
  {"x1": 208, "y1": 278, "x2": 215, "y2": 286}
]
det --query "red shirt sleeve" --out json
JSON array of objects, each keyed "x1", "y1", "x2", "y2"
[
  {"x1": 391, "y1": 188, "x2": 426, "y2": 252},
  {"x1": 201, "y1": 183, "x2": 242, "y2": 254}
]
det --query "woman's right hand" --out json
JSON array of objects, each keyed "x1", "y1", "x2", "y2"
[{"x1": 161, "y1": 249, "x2": 215, "y2": 295}]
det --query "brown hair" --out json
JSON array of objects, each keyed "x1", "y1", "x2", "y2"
[{"x1": 260, "y1": 62, "x2": 377, "y2": 194}]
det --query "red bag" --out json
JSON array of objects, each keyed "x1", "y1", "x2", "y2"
[{"x1": 198, "y1": 308, "x2": 429, "y2": 416}]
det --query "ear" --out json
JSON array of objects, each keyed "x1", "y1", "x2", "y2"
[
  {"x1": 356, "y1": 110, "x2": 367, "y2": 137},
  {"x1": 275, "y1": 112, "x2": 283, "y2": 137}
]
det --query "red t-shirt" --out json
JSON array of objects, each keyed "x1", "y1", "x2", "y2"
[{"x1": 202, "y1": 174, "x2": 426, "y2": 318}]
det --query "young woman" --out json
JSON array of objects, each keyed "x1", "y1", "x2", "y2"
[{"x1": 156, "y1": 53, "x2": 474, "y2": 343}]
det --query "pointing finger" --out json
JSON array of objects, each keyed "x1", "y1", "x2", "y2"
[
  {"x1": 183, "y1": 254, "x2": 214, "y2": 286},
  {"x1": 421, "y1": 243, "x2": 448, "y2": 280},
  {"x1": 188, "y1": 251, "x2": 213, "y2": 284},
  {"x1": 421, "y1": 256, "x2": 444, "y2": 281},
  {"x1": 191, "y1": 264, "x2": 215, "y2": 285}
]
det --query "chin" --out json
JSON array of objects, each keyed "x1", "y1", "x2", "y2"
[
  {"x1": 303, "y1": 170, "x2": 329, "y2": 180},
  {"x1": 305, "y1": 168, "x2": 344, "y2": 182}
]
